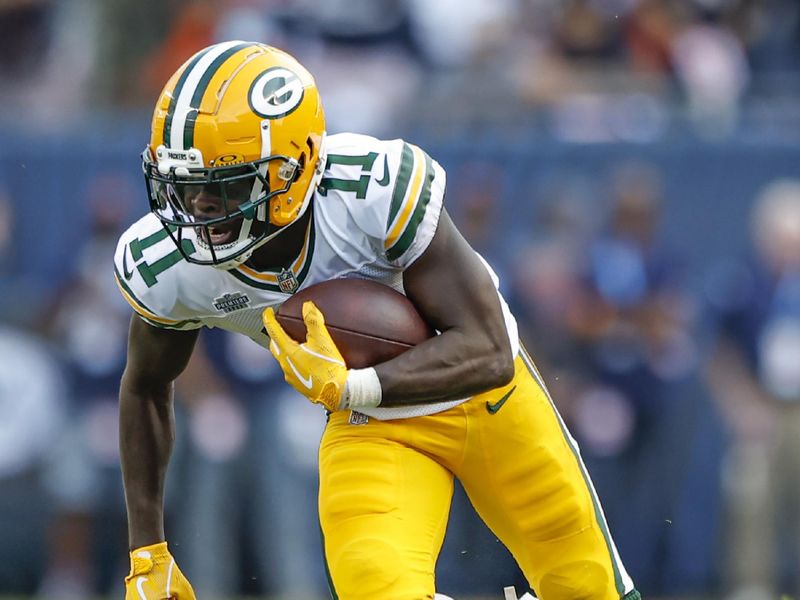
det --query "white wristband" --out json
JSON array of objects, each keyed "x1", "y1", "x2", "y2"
[{"x1": 340, "y1": 368, "x2": 382, "y2": 410}]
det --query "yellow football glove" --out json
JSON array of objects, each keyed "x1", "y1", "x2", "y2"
[
  {"x1": 263, "y1": 301, "x2": 348, "y2": 411},
  {"x1": 124, "y1": 542, "x2": 195, "y2": 600}
]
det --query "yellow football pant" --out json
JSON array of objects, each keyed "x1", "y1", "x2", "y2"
[{"x1": 319, "y1": 349, "x2": 634, "y2": 600}]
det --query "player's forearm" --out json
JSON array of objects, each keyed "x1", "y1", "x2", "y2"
[
  {"x1": 119, "y1": 376, "x2": 176, "y2": 550},
  {"x1": 374, "y1": 328, "x2": 514, "y2": 406}
]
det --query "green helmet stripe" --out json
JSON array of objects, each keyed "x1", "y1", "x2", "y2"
[
  {"x1": 163, "y1": 46, "x2": 214, "y2": 148},
  {"x1": 183, "y1": 42, "x2": 252, "y2": 150}
]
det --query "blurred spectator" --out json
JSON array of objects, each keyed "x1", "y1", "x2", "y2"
[
  {"x1": 552, "y1": 0, "x2": 622, "y2": 61},
  {"x1": 138, "y1": 0, "x2": 220, "y2": 103},
  {"x1": 560, "y1": 162, "x2": 699, "y2": 590},
  {"x1": 448, "y1": 159, "x2": 507, "y2": 260},
  {"x1": 624, "y1": 0, "x2": 677, "y2": 76},
  {"x1": 172, "y1": 328, "x2": 329, "y2": 597},
  {"x1": 0, "y1": 323, "x2": 65, "y2": 594},
  {"x1": 507, "y1": 173, "x2": 598, "y2": 401},
  {"x1": 293, "y1": 0, "x2": 406, "y2": 40},
  {"x1": 169, "y1": 334, "x2": 251, "y2": 597},
  {"x1": 37, "y1": 173, "x2": 136, "y2": 597},
  {"x1": 0, "y1": 0, "x2": 98, "y2": 127},
  {"x1": 407, "y1": 0, "x2": 516, "y2": 69},
  {"x1": 705, "y1": 178, "x2": 800, "y2": 600},
  {"x1": 0, "y1": 0, "x2": 52, "y2": 82},
  {"x1": 94, "y1": 0, "x2": 178, "y2": 106},
  {"x1": 568, "y1": 163, "x2": 697, "y2": 403},
  {"x1": 739, "y1": 0, "x2": 800, "y2": 73},
  {"x1": 213, "y1": 0, "x2": 288, "y2": 48},
  {"x1": 305, "y1": 42, "x2": 422, "y2": 136},
  {"x1": 671, "y1": 9, "x2": 750, "y2": 138},
  {"x1": 0, "y1": 182, "x2": 52, "y2": 329}
]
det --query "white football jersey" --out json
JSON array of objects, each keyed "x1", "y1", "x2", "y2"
[{"x1": 114, "y1": 133, "x2": 518, "y2": 420}]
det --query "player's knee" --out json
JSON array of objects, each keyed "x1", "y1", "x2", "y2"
[
  {"x1": 538, "y1": 560, "x2": 610, "y2": 600},
  {"x1": 330, "y1": 537, "x2": 404, "y2": 599}
]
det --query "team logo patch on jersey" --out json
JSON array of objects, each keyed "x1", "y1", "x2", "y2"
[
  {"x1": 213, "y1": 292, "x2": 251, "y2": 313},
  {"x1": 277, "y1": 269, "x2": 300, "y2": 294}
]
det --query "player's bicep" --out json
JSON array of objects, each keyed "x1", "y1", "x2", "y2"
[
  {"x1": 123, "y1": 314, "x2": 199, "y2": 392},
  {"x1": 402, "y1": 210, "x2": 509, "y2": 349}
]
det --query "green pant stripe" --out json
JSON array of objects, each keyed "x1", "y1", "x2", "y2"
[
  {"x1": 518, "y1": 347, "x2": 627, "y2": 597},
  {"x1": 319, "y1": 526, "x2": 339, "y2": 599}
]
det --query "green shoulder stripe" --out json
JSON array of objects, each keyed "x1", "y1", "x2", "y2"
[
  {"x1": 385, "y1": 152, "x2": 435, "y2": 262},
  {"x1": 386, "y1": 143, "x2": 415, "y2": 230}
]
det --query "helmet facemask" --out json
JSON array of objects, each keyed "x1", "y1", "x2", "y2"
[{"x1": 143, "y1": 145, "x2": 308, "y2": 269}]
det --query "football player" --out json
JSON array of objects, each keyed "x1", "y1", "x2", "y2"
[{"x1": 116, "y1": 41, "x2": 642, "y2": 600}]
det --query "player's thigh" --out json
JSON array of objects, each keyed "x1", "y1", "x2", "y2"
[
  {"x1": 459, "y1": 353, "x2": 630, "y2": 600},
  {"x1": 319, "y1": 413, "x2": 454, "y2": 600}
]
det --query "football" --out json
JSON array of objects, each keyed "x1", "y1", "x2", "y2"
[{"x1": 276, "y1": 278, "x2": 435, "y2": 369}]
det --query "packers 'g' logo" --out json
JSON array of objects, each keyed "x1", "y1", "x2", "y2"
[{"x1": 248, "y1": 67, "x2": 305, "y2": 119}]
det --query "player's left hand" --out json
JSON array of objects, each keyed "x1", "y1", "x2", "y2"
[
  {"x1": 124, "y1": 542, "x2": 195, "y2": 600},
  {"x1": 263, "y1": 301, "x2": 347, "y2": 411}
]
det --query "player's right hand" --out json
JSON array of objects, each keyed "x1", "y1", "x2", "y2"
[
  {"x1": 263, "y1": 301, "x2": 348, "y2": 411},
  {"x1": 124, "y1": 542, "x2": 196, "y2": 600}
]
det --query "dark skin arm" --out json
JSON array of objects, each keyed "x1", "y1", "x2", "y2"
[
  {"x1": 374, "y1": 209, "x2": 515, "y2": 406},
  {"x1": 119, "y1": 315, "x2": 198, "y2": 550}
]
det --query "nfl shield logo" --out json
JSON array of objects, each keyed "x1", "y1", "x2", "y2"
[
  {"x1": 277, "y1": 268, "x2": 299, "y2": 294},
  {"x1": 348, "y1": 411, "x2": 369, "y2": 425}
]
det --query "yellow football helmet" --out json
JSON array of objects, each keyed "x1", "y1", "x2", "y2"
[{"x1": 143, "y1": 41, "x2": 326, "y2": 268}]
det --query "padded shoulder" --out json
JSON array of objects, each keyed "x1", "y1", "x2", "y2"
[
  {"x1": 320, "y1": 133, "x2": 447, "y2": 268},
  {"x1": 113, "y1": 214, "x2": 202, "y2": 330}
]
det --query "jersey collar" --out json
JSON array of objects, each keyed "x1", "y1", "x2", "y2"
[{"x1": 228, "y1": 209, "x2": 316, "y2": 293}]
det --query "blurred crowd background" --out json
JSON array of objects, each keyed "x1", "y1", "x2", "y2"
[{"x1": 0, "y1": 0, "x2": 799, "y2": 599}]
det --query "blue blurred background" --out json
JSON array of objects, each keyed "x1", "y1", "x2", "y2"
[{"x1": 0, "y1": 1, "x2": 799, "y2": 599}]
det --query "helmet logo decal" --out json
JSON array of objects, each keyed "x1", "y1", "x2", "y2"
[
  {"x1": 248, "y1": 67, "x2": 305, "y2": 119},
  {"x1": 212, "y1": 153, "x2": 244, "y2": 166}
]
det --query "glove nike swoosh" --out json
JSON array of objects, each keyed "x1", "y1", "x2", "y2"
[
  {"x1": 136, "y1": 577, "x2": 148, "y2": 600},
  {"x1": 166, "y1": 558, "x2": 175, "y2": 597},
  {"x1": 287, "y1": 357, "x2": 314, "y2": 389}
]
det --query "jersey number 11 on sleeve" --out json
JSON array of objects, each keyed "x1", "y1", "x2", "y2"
[{"x1": 318, "y1": 152, "x2": 379, "y2": 199}]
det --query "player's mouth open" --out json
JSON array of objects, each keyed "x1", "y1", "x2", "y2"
[{"x1": 203, "y1": 225, "x2": 237, "y2": 246}]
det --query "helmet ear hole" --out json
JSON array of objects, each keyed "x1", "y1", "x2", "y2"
[{"x1": 294, "y1": 153, "x2": 306, "y2": 183}]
